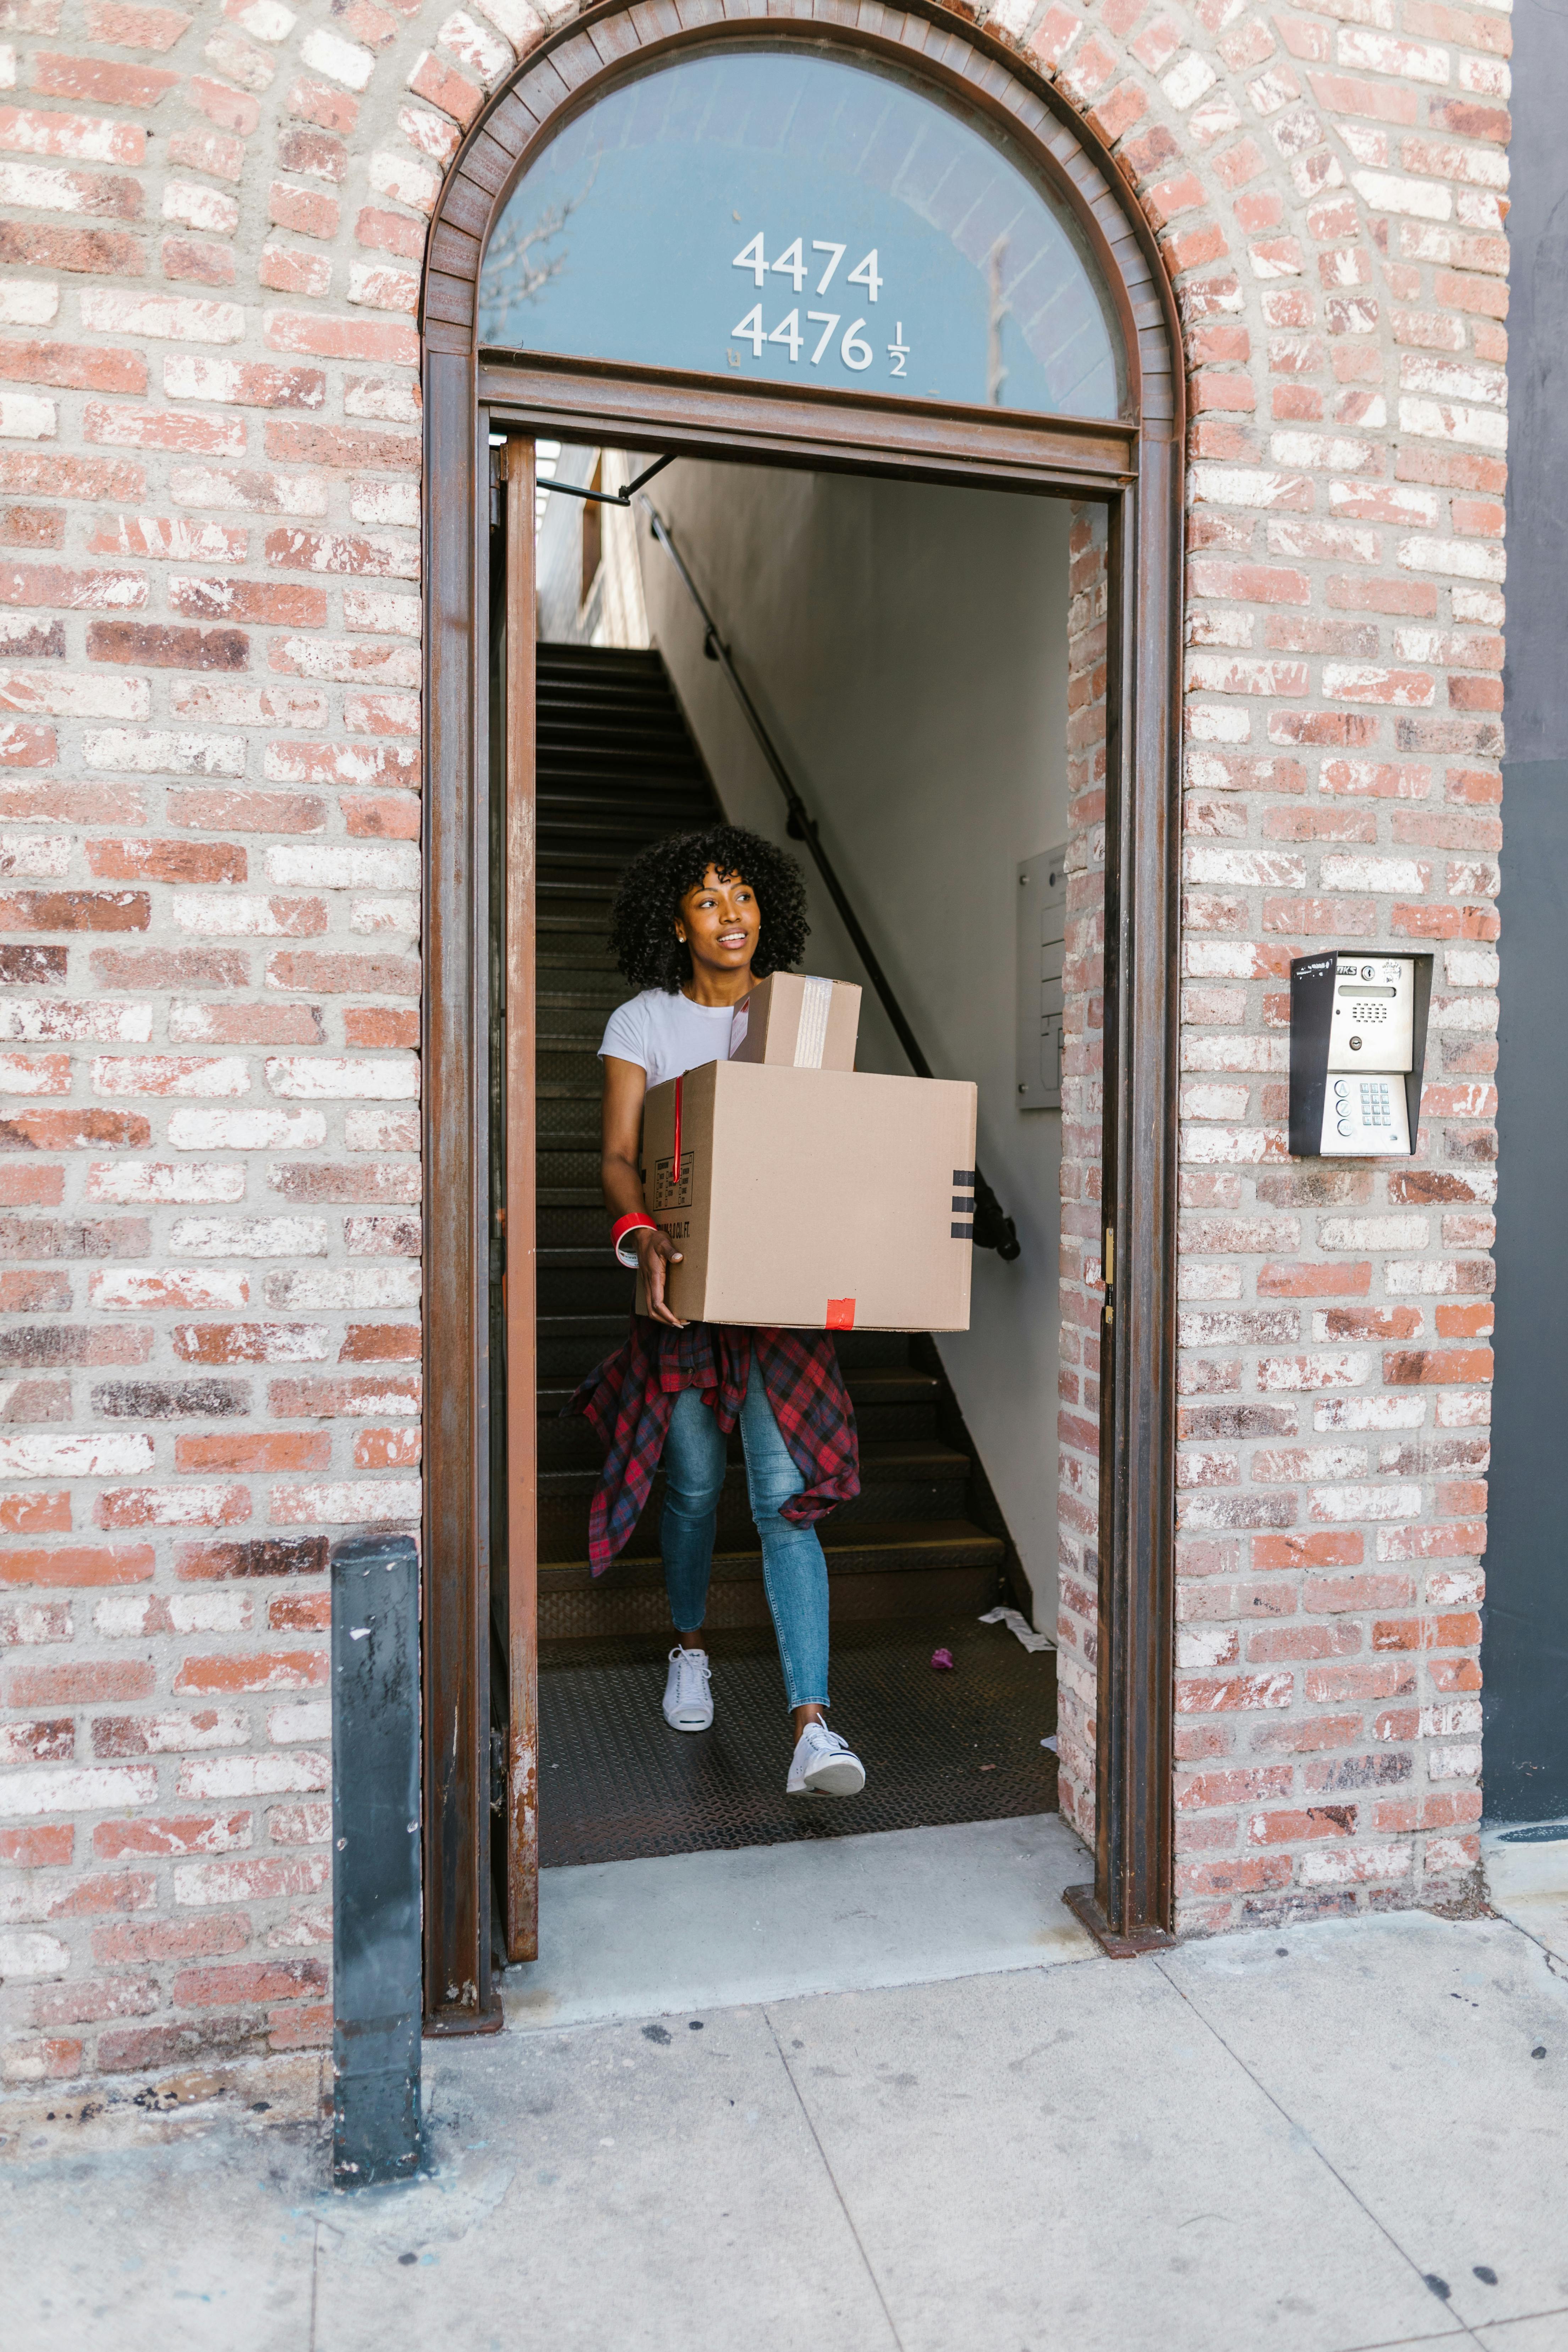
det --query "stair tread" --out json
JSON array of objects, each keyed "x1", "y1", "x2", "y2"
[
  {"x1": 539, "y1": 1437, "x2": 970, "y2": 1484},
  {"x1": 539, "y1": 1520, "x2": 1005, "y2": 1589},
  {"x1": 535, "y1": 1363, "x2": 941, "y2": 1406}
]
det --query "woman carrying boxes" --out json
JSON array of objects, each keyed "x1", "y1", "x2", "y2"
[{"x1": 572, "y1": 823, "x2": 870, "y2": 1798}]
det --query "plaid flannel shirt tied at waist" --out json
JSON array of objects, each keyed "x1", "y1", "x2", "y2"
[{"x1": 568, "y1": 1317, "x2": 861, "y2": 1577}]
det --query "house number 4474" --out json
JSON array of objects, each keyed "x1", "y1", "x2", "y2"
[{"x1": 730, "y1": 233, "x2": 911, "y2": 375}]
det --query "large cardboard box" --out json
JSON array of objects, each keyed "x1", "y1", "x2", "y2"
[
  {"x1": 636, "y1": 1059, "x2": 977, "y2": 1332},
  {"x1": 727, "y1": 971, "x2": 860, "y2": 1071}
]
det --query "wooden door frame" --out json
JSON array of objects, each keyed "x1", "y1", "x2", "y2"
[{"x1": 420, "y1": 0, "x2": 1184, "y2": 2033}]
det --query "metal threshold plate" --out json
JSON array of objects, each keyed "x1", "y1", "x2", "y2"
[{"x1": 539, "y1": 1613, "x2": 1058, "y2": 1868}]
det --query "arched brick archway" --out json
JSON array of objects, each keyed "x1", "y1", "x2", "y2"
[{"x1": 417, "y1": 0, "x2": 1185, "y2": 2029}]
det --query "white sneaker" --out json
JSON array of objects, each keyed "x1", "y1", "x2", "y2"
[
  {"x1": 786, "y1": 1721, "x2": 866, "y2": 1797},
  {"x1": 662, "y1": 1646, "x2": 713, "y2": 1732}
]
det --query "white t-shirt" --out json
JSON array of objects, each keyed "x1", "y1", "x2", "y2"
[{"x1": 599, "y1": 987, "x2": 736, "y2": 1092}]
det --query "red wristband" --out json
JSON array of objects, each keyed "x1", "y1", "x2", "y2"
[{"x1": 612, "y1": 1211, "x2": 656, "y2": 1267}]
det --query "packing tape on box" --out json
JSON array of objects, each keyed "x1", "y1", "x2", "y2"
[{"x1": 793, "y1": 975, "x2": 834, "y2": 1069}]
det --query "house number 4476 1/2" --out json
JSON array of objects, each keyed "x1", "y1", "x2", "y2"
[{"x1": 730, "y1": 233, "x2": 911, "y2": 376}]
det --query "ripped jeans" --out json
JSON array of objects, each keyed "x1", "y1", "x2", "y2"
[{"x1": 659, "y1": 1358, "x2": 830, "y2": 1711}]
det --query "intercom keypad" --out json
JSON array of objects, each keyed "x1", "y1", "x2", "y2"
[{"x1": 1290, "y1": 950, "x2": 1429, "y2": 1161}]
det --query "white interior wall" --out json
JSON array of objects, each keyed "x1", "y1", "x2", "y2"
[{"x1": 636, "y1": 464, "x2": 1070, "y2": 1629}]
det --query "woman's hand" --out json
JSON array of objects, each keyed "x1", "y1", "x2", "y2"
[{"x1": 635, "y1": 1225, "x2": 686, "y2": 1326}]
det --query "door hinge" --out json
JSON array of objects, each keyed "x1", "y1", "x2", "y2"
[{"x1": 1104, "y1": 1225, "x2": 1114, "y2": 1326}]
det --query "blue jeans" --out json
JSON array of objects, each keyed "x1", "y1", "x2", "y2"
[{"x1": 660, "y1": 1359, "x2": 830, "y2": 1710}]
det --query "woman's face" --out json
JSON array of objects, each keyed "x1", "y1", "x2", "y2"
[{"x1": 675, "y1": 866, "x2": 761, "y2": 976}]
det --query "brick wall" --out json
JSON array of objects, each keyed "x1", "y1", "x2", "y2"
[{"x1": 0, "y1": 0, "x2": 1506, "y2": 2088}]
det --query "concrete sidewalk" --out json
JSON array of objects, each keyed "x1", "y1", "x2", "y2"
[{"x1": 5, "y1": 1843, "x2": 1568, "y2": 2352}]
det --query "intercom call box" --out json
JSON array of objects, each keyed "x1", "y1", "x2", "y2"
[{"x1": 1289, "y1": 952, "x2": 1432, "y2": 1159}]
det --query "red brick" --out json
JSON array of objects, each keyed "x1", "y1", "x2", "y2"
[
  {"x1": 0, "y1": 1822, "x2": 74, "y2": 1866},
  {"x1": 407, "y1": 50, "x2": 483, "y2": 126},
  {"x1": 0, "y1": 1544, "x2": 153, "y2": 1589},
  {"x1": 168, "y1": 128, "x2": 245, "y2": 182},
  {"x1": 84, "y1": 5, "x2": 193, "y2": 49},
  {"x1": 1254, "y1": 1531, "x2": 1363, "y2": 1570},
  {"x1": 6, "y1": 1658, "x2": 153, "y2": 1704},
  {"x1": 174, "y1": 1431, "x2": 330, "y2": 1473},
  {"x1": 1384, "y1": 1347, "x2": 1492, "y2": 1386},
  {"x1": 94, "y1": 1915, "x2": 250, "y2": 1963},
  {"x1": 292, "y1": 1309, "x2": 401, "y2": 1363},
  {"x1": 33, "y1": 53, "x2": 180, "y2": 106},
  {"x1": 171, "y1": 1643, "x2": 327, "y2": 1695},
  {"x1": 0, "y1": 223, "x2": 146, "y2": 275},
  {"x1": 86, "y1": 838, "x2": 245, "y2": 884},
  {"x1": 0, "y1": 339, "x2": 145, "y2": 394},
  {"x1": 172, "y1": 1955, "x2": 327, "y2": 2008},
  {"x1": 268, "y1": 181, "x2": 341, "y2": 240},
  {"x1": 189, "y1": 75, "x2": 258, "y2": 137},
  {"x1": 160, "y1": 236, "x2": 236, "y2": 287}
]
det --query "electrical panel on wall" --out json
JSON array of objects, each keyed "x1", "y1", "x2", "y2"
[
  {"x1": 1289, "y1": 951, "x2": 1433, "y2": 1158},
  {"x1": 1017, "y1": 844, "x2": 1067, "y2": 1111}
]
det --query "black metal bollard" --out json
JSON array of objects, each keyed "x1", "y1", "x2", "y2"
[{"x1": 331, "y1": 1531, "x2": 422, "y2": 2187}]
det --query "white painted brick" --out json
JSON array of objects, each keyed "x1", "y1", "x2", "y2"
[
  {"x1": 268, "y1": 1700, "x2": 331, "y2": 1743},
  {"x1": 84, "y1": 731, "x2": 248, "y2": 778},
  {"x1": 265, "y1": 1057, "x2": 418, "y2": 1100},
  {"x1": 0, "y1": 281, "x2": 57, "y2": 326},
  {"x1": 269, "y1": 1478, "x2": 420, "y2": 1523},
  {"x1": 80, "y1": 291, "x2": 246, "y2": 344},
  {"x1": 0, "y1": 1765, "x2": 159, "y2": 1819},
  {"x1": 168, "y1": 1108, "x2": 328, "y2": 1150},
  {"x1": 300, "y1": 25, "x2": 377, "y2": 87},
  {"x1": 176, "y1": 1751, "x2": 330, "y2": 1798},
  {"x1": 1310, "y1": 1482, "x2": 1422, "y2": 1522},
  {"x1": 368, "y1": 148, "x2": 441, "y2": 212},
  {"x1": 264, "y1": 1266, "x2": 420, "y2": 1309},
  {"x1": 173, "y1": 896, "x2": 319, "y2": 938},
  {"x1": 1398, "y1": 396, "x2": 1509, "y2": 453},
  {"x1": 0, "y1": 1928, "x2": 70, "y2": 1979},
  {"x1": 93, "y1": 1054, "x2": 250, "y2": 1098},
  {"x1": 0, "y1": 998, "x2": 151, "y2": 1042},
  {"x1": 1398, "y1": 536, "x2": 1507, "y2": 583},
  {"x1": 170, "y1": 1216, "x2": 329, "y2": 1258},
  {"x1": 437, "y1": 9, "x2": 513, "y2": 75},
  {"x1": 1163, "y1": 53, "x2": 1217, "y2": 107},
  {"x1": 163, "y1": 180, "x2": 241, "y2": 234},
  {"x1": 0, "y1": 392, "x2": 56, "y2": 437},
  {"x1": 85, "y1": 1162, "x2": 247, "y2": 1204},
  {"x1": 0, "y1": 1433, "x2": 153, "y2": 1478},
  {"x1": 1350, "y1": 169, "x2": 1451, "y2": 219},
  {"x1": 266, "y1": 844, "x2": 420, "y2": 891},
  {"x1": 0, "y1": 673, "x2": 148, "y2": 715},
  {"x1": 1315, "y1": 1396, "x2": 1427, "y2": 1431}
]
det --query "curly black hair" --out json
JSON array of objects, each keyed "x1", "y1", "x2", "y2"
[{"x1": 608, "y1": 824, "x2": 810, "y2": 993}]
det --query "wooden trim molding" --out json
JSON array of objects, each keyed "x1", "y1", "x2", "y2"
[
  {"x1": 420, "y1": 0, "x2": 1184, "y2": 2025},
  {"x1": 477, "y1": 353, "x2": 1139, "y2": 492}
]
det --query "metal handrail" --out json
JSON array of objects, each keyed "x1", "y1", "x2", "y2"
[{"x1": 638, "y1": 496, "x2": 1020, "y2": 1261}]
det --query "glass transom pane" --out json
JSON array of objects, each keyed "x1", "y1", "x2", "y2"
[{"x1": 477, "y1": 48, "x2": 1121, "y2": 420}]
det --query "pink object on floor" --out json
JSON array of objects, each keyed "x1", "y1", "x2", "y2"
[{"x1": 930, "y1": 1646, "x2": 955, "y2": 1671}]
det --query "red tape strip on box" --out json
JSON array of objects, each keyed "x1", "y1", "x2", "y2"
[{"x1": 826, "y1": 1297, "x2": 856, "y2": 1330}]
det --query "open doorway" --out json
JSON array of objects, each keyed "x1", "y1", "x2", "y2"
[{"x1": 491, "y1": 442, "x2": 1103, "y2": 1947}]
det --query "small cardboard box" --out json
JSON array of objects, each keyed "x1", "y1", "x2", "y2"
[
  {"x1": 728, "y1": 972, "x2": 860, "y2": 1072},
  {"x1": 637, "y1": 1059, "x2": 977, "y2": 1332}
]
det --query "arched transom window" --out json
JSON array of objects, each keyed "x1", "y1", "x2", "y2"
[{"x1": 477, "y1": 46, "x2": 1121, "y2": 420}]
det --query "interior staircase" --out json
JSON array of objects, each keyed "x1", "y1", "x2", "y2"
[{"x1": 531, "y1": 640, "x2": 1016, "y2": 1640}]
